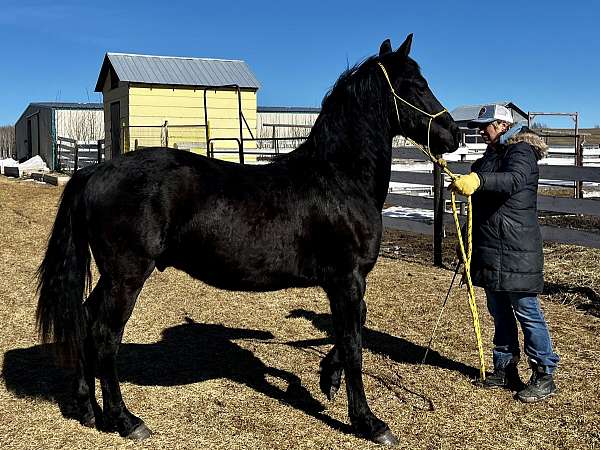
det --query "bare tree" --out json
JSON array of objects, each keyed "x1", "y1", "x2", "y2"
[
  {"x1": 0, "y1": 125, "x2": 16, "y2": 159},
  {"x1": 56, "y1": 109, "x2": 104, "y2": 143}
]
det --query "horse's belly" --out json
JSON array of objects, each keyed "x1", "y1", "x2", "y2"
[{"x1": 164, "y1": 245, "x2": 316, "y2": 292}]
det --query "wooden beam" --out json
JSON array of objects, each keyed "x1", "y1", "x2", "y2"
[
  {"x1": 541, "y1": 226, "x2": 600, "y2": 248},
  {"x1": 4, "y1": 166, "x2": 19, "y2": 177},
  {"x1": 539, "y1": 165, "x2": 600, "y2": 182},
  {"x1": 382, "y1": 216, "x2": 432, "y2": 234},
  {"x1": 538, "y1": 196, "x2": 600, "y2": 216},
  {"x1": 385, "y1": 193, "x2": 432, "y2": 209},
  {"x1": 389, "y1": 171, "x2": 432, "y2": 185},
  {"x1": 392, "y1": 147, "x2": 428, "y2": 160}
]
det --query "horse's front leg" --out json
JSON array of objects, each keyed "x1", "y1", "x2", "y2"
[
  {"x1": 325, "y1": 274, "x2": 398, "y2": 446},
  {"x1": 320, "y1": 299, "x2": 367, "y2": 400}
]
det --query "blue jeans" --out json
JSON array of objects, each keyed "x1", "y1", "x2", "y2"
[{"x1": 485, "y1": 290, "x2": 559, "y2": 374}]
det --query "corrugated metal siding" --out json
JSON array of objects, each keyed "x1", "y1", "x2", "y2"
[
  {"x1": 257, "y1": 111, "x2": 319, "y2": 136},
  {"x1": 107, "y1": 53, "x2": 261, "y2": 89}
]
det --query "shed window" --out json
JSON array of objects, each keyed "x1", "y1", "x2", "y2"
[{"x1": 110, "y1": 67, "x2": 119, "y2": 90}]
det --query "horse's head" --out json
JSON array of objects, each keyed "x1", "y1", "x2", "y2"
[{"x1": 377, "y1": 34, "x2": 460, "y2": 156}]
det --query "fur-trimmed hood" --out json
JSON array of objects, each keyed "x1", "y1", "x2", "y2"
[{"x1": 503, "y1": 126, "x2": 548, "y2": 160}]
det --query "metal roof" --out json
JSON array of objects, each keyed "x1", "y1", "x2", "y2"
[
  {"x1": 258, "y1": 106, "x2": 321, "y2": 114},
  {"x1": 95, "y1": 53, "x2": 261, "y2": 92},
  {"x1": 15, "y1": 102, "x2": 103, "y2": 125},
  {"x1": 31, "y1": 102, "x2": 103, "y2": 110},
  {"x1": 451, "y1": 101, "x2": 528, "y2": 123}
]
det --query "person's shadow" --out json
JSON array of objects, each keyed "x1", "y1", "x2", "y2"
[
  {"x1": 286, "y1": 309, "x2": 478, "y2": 378},
  {"x1": 3, "y1": 317, "x2": 350, "y2": 434}
]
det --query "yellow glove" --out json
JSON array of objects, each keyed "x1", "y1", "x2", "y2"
[{"x1": 449, "y1": 172, "x2": 480, "y2": 196}]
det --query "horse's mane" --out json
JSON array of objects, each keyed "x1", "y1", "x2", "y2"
[
  {"x1": 319, "y1": 54, "x2": 422, "y2": 115},
  {"x1": 319, "y1": 55, "x2": 381, "y2": 115},
  {"x1": 272, "y1": 52, "x2": 422, "y2": 162}
]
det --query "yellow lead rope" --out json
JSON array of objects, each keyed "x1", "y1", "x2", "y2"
[{"x1": 378, "y1": 62, "x2": 486, "y2": 380}]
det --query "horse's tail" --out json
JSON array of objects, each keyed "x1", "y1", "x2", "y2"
[{"x1": 36, "y1": 166, "x2": 96, "y2": 364}]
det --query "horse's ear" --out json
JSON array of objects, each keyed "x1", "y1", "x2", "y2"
[
  {"x1": 379, "y1": 39, "x2": 392, "y2": 56},
  {"x1": 396, "y1": 33, "x2": 413, "y2": 57}
]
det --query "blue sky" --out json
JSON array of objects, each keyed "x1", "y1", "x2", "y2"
[{"x1": 1, "y1": 0, "x2": 599, "y2": 127}]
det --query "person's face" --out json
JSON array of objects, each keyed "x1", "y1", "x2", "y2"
[{"x1": 479, "y1": 121, "x2": 508, "y2": 144}]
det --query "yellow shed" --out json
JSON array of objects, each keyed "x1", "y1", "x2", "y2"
[{"x1": 94, "y1": 52, "x2": 260, "y2": 163}]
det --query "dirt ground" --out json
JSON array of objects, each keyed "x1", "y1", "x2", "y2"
[{"x1": 0, "y1": 175, "x2": 598, "y2": 450}]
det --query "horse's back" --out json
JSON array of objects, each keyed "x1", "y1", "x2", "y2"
[{"x1": 80, "y1": 149, "x2": 300, "y2": 280}]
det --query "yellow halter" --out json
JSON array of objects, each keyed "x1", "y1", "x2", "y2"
[
  {"x1": 378, "y1": 61, "x2": 486, "y2": 381},
  {"x1": 377, "y1": 62, "x2": 448, "y2": 152}
]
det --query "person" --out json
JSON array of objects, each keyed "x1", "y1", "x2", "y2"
[{"x1": 449, "y1": 104, "x2": 559, "y2": 403}]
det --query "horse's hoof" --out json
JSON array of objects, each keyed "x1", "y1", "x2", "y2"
[
  {"x1": 126, "y1": 423, "x2": 152, "y2": 441},
  {"x1": 80, "y1": 415, "x2": 96, "y2": 428},
  {"x1": 319, "y1": 369, "x2": 342, "y2": 401},
  {"x1": 372, "y1": 429, "x2": 399, "y2": 446},
  {"x1": 326, "y1": 385, "x2": 340, "y2": 401}
]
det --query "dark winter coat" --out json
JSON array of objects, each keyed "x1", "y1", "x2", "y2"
[{"x1": 470, "y1": 128, "x2": 549, "y2": 293}]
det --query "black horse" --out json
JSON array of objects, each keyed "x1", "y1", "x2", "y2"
[{"x1": 36, "y1": 35, "x2": 460, "y2": 445}]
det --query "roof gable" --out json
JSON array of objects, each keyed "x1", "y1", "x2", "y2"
[{"x1": 95, "y1": 52, "x2": 261, "y2": 92}]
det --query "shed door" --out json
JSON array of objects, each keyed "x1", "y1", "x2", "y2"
[
  {"x1": 25, "y1": 115, "x2": 40, "y2": 159},
  {"x1": 26, "y1": 119, "x2": 32, "y2": 158},
  {"x1": 110, "y1": 102, "x2": 121, "y2": 156}
]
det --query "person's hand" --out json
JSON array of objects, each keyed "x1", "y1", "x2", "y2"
[{"x1": 448, "y1": 172, "x2": 481, "y2": 196}]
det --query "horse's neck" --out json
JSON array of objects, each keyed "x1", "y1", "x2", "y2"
[{"x1": 309, "y1": 112, "x2": 393, "y2": 208}]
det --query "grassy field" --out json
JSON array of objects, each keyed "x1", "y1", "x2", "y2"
[{"x1": 0, "y1": 175, "x2": 599, "y2": 449}]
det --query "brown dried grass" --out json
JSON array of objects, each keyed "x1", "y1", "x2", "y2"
[{"x1": 0, "y1": 176, "x2": 598, "y2": 449}]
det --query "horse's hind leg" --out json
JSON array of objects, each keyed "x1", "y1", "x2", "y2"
[
  {"x1": 87, "y1": 259, "x2": 154, "y2": 439},
  {"x1": 326, "y1": 274, "x2": 398, "y2": 445},
  {"x1": 319, "y1": 299, "x2": 367, "y2": 401},
  {"x1": 71, "y1": 280, "x2": 106, "y2": 427}
]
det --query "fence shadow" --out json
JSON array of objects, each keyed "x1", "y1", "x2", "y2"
[
  {"x1": 3, "y1": 318, "x2": 350, "y2": 434},
  {"x1": 286, "y1": 309, "x2": 479, "y2": 378}
]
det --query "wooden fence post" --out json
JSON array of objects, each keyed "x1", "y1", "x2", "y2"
[
  {"x1": 97, "y1": 140, "x2": 102, "y2": 164},
  {"x1": 433, "y1": 165, "x2": 445, "y2": 267},
  {"x1": 56, "y1": 138, "x2": 61, "y2": 172},
  {"x1": 74, "y1": 142, "x2": 79, "y2": 172},
  {"x1": 576, "y1": 137, "x2": 583, "y2": 199}
]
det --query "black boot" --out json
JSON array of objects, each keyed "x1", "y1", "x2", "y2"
[
  {"x1": 482, "y1": 362, "x2": 521, "y2": 390},
  {"x1": 517, "y1": 361, "x2": 557, "y2": 403}
]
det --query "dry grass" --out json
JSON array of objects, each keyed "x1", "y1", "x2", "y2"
[{"x1": 0, "y1": 176, "x2": 599, "y2": 450}]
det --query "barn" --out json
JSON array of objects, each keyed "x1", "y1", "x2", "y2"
[
  {"x1": 94, "y1": 52, "x2": 261, "y2": 161},
  {"x1": 14, "y1": 102, "x2": 104, "y2": 170}
]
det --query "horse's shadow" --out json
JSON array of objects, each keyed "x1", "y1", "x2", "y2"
[
  {"x1": 2, "y1": 318, "x2": 350, "y2": 434},
  {"x1": 4, "y1": 311, "x2": 476, "y2": 432},
  {"x1": 286, "y1": 309, "x2": 478, "y2": 378}
]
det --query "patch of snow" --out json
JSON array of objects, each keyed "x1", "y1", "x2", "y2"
[
  {"x1": 382, "y1": 205, "x2": 434, "y2": 222},
  {"x1": 18, "y1": 155, "x2": 49, "y2": 173}
]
